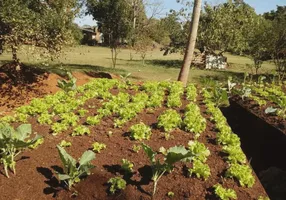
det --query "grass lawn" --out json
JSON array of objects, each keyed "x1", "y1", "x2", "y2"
[{"x1": 0, "y1": 45, "x2": 276, "y2": 83}]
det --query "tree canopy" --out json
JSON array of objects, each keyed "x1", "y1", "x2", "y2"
[{"x1": 0, "y1": 0, "x2": 80, "y2": 61}]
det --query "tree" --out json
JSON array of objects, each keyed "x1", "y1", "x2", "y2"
[
  {"x1": 178, "y1": 0, "x2": 202, "y2": 86},
  {"x1": 264, "y1": 6, "x2": 286, "y2": 80},
  {"x1": 197, "y1": 0, "x2": 258, "y2": 55},
  {"x1": 0, "y1": 0, "x2": 80, "y2": 63},
  {"x1": 245, "y1": 17, "x2": 272, "y2": 75},
  {"x1": 86, "y1": 0, "x2": 133, "y2": 68}
]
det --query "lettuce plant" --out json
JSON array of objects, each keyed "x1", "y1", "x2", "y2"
[
  {"x1": 56, "y1": 145, "x2": 95, "y2": 190},
  {"x1": 0, "y1": 123, "x2": 41, "y2": 178},
  {"x1": 86, "y1": 116, "x2": 101, "y2": 125},
  {"x1": 132, "y1": 144, "x2": 141, "y2": 153},
  {"x1": 213, "y1": 184, "x2": 237, "y2": 200},
  {"x1": 186, "y1": 84, "x2": 197, "y2": 101},
  {"x1": 108, "y1": 177, "x2": 126, "y2": 194},
  {"x1": 37, "y1": 113, "x2": 54, "y2": 125},
  {"x1": 59, "y1": 140, "x2": 72, "y2": 147},
  {"x1": 188, "y1": 141, "x2": 210, "y2": 163},
  {"x1": 188, "y1": 160, "x2": 211, "y2": 180},
  {"x1": 121, "y1": 159, "x2": 134, "y2": 173},
  {"x1": 92, "y1": 142, "x2": 106, "y2": 153},
  {"x1": 141, "y1": 143, "x2": 193, "y2": 196},
  {"x1": 222, "y1": 145, "x2": 246, "y2": 164},
  {"x1": 225, "y1": 163, "x2": 255, "y2": 188},
  {"x1": 51, "y1": 122, "x2": 69, "y2": 135},
  {"x1": 72, "y1": 125, "x2": 90, "y2": 136},
  {"x1": 157, "y1": 109, "x2": 182, "y2": 132},
  {"x1": 130, "y1": 123, "x2": 152, "y2": 141}
]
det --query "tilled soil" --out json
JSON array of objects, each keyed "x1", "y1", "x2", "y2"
[{"x1": 0, "y1": 91, "x2": 268, "y2": 200}]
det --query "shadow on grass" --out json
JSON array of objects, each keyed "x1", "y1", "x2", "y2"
[{"x1": 146, "y1": 59, "x2": 183, "y2": 68}]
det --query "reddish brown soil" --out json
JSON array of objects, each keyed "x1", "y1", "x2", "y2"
[
  {"x1": 0, "y1": 90, "x2": 268, "y2": 200},
  {"x1": 0, "y1": 62, "x2": 94, "y2": 115},
  {"x1": 231, "y1": 95, "x2": 286, "y2": 134}
]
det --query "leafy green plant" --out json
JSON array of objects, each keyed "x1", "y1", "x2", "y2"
[
  {"x1": 37, "y1": 113, "x2": 54, "y2": 125},
  {"x1": 187, "y1": 141, "x2": 210, "y2": 163},
  {"x1": 186, "y1": 84, "x2": 197, "y2": 101},
  {"x1": 157, "y1": 109, "x2": 182, "y2": 132},
  {"x1": 60, "y1": 113, "x2": 79, "y2": 127},
  {"x1": 108, "y1": 177, "x2": 127, "y2": 194},
  {"x1": 213, "y1": 184, "x2": 237, "y2": 200},
  {"x1": 132, "y1": 144, "x2": 141, "y2": 153},
  {"x1": 86, "y1": 116, "x2": 101, "y2": 125},
  {"x1": 121, "y1": 159, "x2": 134, "y2": 173},
  {"x1": 0, "y1": 123, "x2": 41, "y2": 177},
  {"x1": 141, "y1": 143, "x2": 193, "y2": 196},
  {"x1": 130, "y1": 123, "x2": 152, "y2": 141},
  {"x1": 71, "y1": 125, "x2": 90, "y2": 136},
  {"x1": 51, "y1": 122, "x2": 69, "y2": 135},
  {"x1": 222, "y1": 145, "x2": 246, "y2": 164},
  {"x1": 225, "y1": 163, "x2": 255, "y2": 188},
  {"x1": 167, "y1": 191, "x2": 175, "y2": 198},
  {"x1": 59, "y1": 140, "x2": 72, "y2": 147},
  {"x1": 188, "y1": 160, "x2": 211, "y2": 180},
  {"x1": 28, "y1": 138, "x2": 44, "y2": 149},
  {"x1": 78, "y1": 109, "x2": 88, "y2": 117},
  {"x1": 57, "y1": 72, "x2": 77, "y2": 92},
  {"x1": 55, "y1": 145, "x2": 95, "y2": 190},
  {"x1": 92, "y1": 142, "x2": 106, "y2": 153},
  {"x1": 257, "y1": 196, "x2": 270, "y2": 200}
]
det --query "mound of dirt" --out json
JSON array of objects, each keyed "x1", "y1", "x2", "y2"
[{"x1": 0, "y1": 62, "x2": 119, "y2": 115}]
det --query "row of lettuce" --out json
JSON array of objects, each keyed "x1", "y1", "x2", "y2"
[{"x1": 0, "y1": 79, "x2": 268, "y2": 199}]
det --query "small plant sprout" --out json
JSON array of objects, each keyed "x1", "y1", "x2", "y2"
[
  {"x1": 55, "y1": 145, "x2": 95, "y2": 190},
  {"x1": 141, "y1": 143, "x2": 193, "y2": 196},
  {"x1": 167, "y1": 191, "x2": 175, "y2": 198},
  {"x1": 92, "y1": 142, "x2": 107, "y2": 153},
  {"x1": 0, "y1": 123, "x2": 42, "y2": 178},
  {"x1": 213, "y1": 184, "x2": 237, "y2": 200},
  {"x1": 108, "y1": 177, "x2": 127, "y2": 194},
  {"x1": 59, "y1": 140, "x2": 72, "y2": 147},
  {"x1": 257, "y1": 196, "x2": 270, "y2": 200},
  {"x1": 28, "y1": 137, "x2": 44, "y2": 149},
  {"x1": 132, "y1": 144, "x2": 141, "y2": 153},
  {"x1": 121, "y1": 159, "x2": 134, "y2": 173}
]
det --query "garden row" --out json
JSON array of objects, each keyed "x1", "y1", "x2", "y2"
[{"x1": 0, "y1": 78, "x2": 268, "y2": 199}]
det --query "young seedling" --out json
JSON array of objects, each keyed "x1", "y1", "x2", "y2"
[
  {"x1": 59, "y1": 140, "x2": 72, "y2": 147},
  {"x1": 28, "y1": 138, "x2": 44, "y2": 149},
  {"x1": 0, "y1": 123, "x2": 42, "y2": 178},
  {"x1": 108, "y1": 177, "x2": 127, "y2": 194},
  {"x1": 141, "y1": 143, "x2": 193, "y2": 196},
  {"x1": 167, "y1": 191, "x2": 175, "y2": 198},
  {"x1": 121, "y1": 159, "x2": 134, "y2": 174},
  {"x1": 132, "y1": 144, "x2": 141, "y2": 153},
  {"x1": 92, "y1": 142, "x2": 107, "y2": 153},
  {"x1": 55, "y1": 145, "x2": 95, "y2": 190}
]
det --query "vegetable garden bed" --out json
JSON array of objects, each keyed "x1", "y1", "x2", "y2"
[{"x1": 0, "y1": 79, "x2": 268, "y2": 200}]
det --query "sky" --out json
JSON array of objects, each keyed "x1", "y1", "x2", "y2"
[{"x1": 74, "y1": 0, "x2": 286, "y2": 26}]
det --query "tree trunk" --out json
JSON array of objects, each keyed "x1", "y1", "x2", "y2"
[
  {"x1": 12, "y1": 45, "x2": 19, "y2": 63},
  {"x1": 178, "y1": 0, "x2": 202, "y2": 86}
]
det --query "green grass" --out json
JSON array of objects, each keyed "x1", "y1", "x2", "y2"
[{"x1": 0, "y1": 45, "x2": 276, "y2": 83}]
